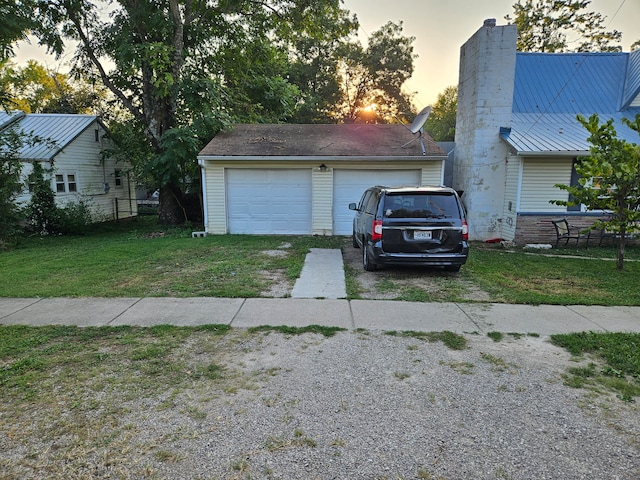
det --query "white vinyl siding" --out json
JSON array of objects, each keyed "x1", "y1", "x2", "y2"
[
  {"x1": 312, "y1": 168, "x2": 333, "y2": 235},
  {"x1": 421, "y1": 162, "x2": 445, "y2": 186},
  {"x1": 519, "y1": 158, "x2": 573, "y2": 212},
  {"x1": 502, "y1": 157, "x2": 521, "y2": 240},
  {"x1": 204, "y1": 166, "x2": 227, "y2": 234},
  {"x1": 19, "y1": 120, "x2": 137, "y2": 221}
]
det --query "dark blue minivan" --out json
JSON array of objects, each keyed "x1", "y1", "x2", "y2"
[{"x1": 349, "y1": 186, "x2": 469, "y2": 272}]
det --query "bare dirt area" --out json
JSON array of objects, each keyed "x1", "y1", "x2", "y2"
[
  {"x1": 4, "y1": 331, "x2": 637, "y2": 480},
  {"x1": 259, "y1": 240, "x2": 493, "y2": 301},
  {"x1": 341, "y1": 241, "x2": 493, "y2": 302}
]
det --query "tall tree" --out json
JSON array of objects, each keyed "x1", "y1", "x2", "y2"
[
  {"x1": 425, "y1": 86, "x2": 457, "y2": 142},
  {"x1": 287, "y1": 10, "x2": 358, "y2": 124},
  {"x1": 335, "y1": 21, "x2": 416, "y2": 124},
  {"x1": 505, "y1": 0, "x2": 622, "y2": 52},
  {"x1": 0, "y1": 1, "x2": 36, "y2": 59},
  {"x1": 31, "y1": 0, "x2": 356, "y2": 224},
  {"x1": 0, "y1": 126, "x2": 25, "y2": 248},
  {"x1": 0, "y1": 60, "x2": 102, "y2": 114},
  {"x1": 552, "y1": 114, "x2": 640, "y2": 270}
]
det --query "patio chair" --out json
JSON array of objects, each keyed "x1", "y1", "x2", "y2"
[{"x1": 551, "y1": 218, "x2": 582, "y2": 248}]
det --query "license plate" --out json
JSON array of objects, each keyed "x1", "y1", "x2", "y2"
[{"x1": 414, "y1": 230, "x2": 432, "y2": 240}]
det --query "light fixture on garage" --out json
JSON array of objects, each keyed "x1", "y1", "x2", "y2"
[
  {"x1": 401, "y1": 105, "x2": 431, "y2": 156},
  {"x1": 319, "y1": 163, "x2": 328, "y2": 171}
]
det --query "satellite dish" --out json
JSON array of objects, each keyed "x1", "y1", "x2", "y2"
[
  {"x1": 409, "y1": 106, "x2": 431, "y2": 134},
  {"x1": 402, "y1": 106, "x2": 432, "y2": 155}
]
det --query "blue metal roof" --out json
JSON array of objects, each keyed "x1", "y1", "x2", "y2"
[
  {"x1": 623, "y1": 50, "x2": 640, "y2": 109},
  {"x1": 0, "y1": 110, "x2": 25, "y2": 130},
  {"x1": 501, "y1": 112, "x2": 640, "y2": 156},
  {"x1": 513, "y1": 52, "x2": 628, "y2": 113},
  {"x1": 2, "y1": 114, "x2": 99, "y2": 160},
  {"x1": 504, "y1": 52, "x2": 640, "y2": 154}
]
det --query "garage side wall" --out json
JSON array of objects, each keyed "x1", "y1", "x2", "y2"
[
  {"x1": 312, "y1": 167, "x2": 333, "y2": 235},
  {"x1": 421, "y1": 162, "x2": 445, "y2": 186},
  {"x1": 203, "y1": 166, "x2": 227, "y2": 234}
]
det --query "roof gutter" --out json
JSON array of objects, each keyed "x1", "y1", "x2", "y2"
[
  {"x1": 196, "y1": 155, "x2": 446, "y2": 162},
  {"x1": 514, "y1": 150, "x2": 590, "y2": 157}
]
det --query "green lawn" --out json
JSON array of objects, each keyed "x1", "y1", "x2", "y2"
[
  {"x1": 1, "y1": 217, "x2": 640, "y2": 305},
  {"x1": 0, "y1": 218, "x2": 343, "y2": 298},
  {"x1": 466, "y1": 244, "x2": 640, "y2": 305}
]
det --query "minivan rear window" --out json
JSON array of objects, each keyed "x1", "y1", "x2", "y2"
[{"x1": 383, "y1": 193, "x2": 459, "y2": 218}]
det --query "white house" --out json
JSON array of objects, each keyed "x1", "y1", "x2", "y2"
[
  {"x1": 454, "y1": 19, "x2": 640, "y2": 244},
  {"x1": 198, "y1": 123, "x2": 447, "y2": 235},
  {"x1": 1, "y1": 111, "x2": 137, "y2": 221}
]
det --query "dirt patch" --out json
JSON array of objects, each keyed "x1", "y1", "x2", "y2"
[
  {"x1": 259, "y1": 240, "x2": 492, "y2": 302},
  {"x1": 342, "y1": 241, "x2": 492, "y2": 302},
  {"x1": 259, "y1": 269, "x2": 292, "y2": 297}
]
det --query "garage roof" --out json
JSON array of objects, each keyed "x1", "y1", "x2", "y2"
[{"x1": 199, "y1": 124, "x2": 446, "y2": 158}]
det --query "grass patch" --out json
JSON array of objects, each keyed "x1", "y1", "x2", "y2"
[
  {"x1": 385, "y1": 330, "x2": 468, "y2": 350},
  {"x1": 480, "y1": 352, "x2": 519, "y2": 372},
  {"x1": 466, "y1": 244, "x2": 640, "y2": 305},
  {"x1": 551, "y1": 332, "x2": 640, "y2": 401},
  {"x1": 247, "y1": 324, "x2": 347, "y2": 337},
  {"x1": 265, "y1": 430, "x2": 317, "y2": 451},
  {"x1": 487, "y1": 331, "x2": 504, "y2": 342},
  {"x1": 0, "y1": 218, "x2": 344, "y2": 298},
  {"x1": 0, "y1": 323, "x2": 259, "y2": 478},
  {"x1": 441, "y1": 360, "x2": 475, "y2": 374},
  {"x1": 3, "y1": 220, "x2": 640, "y2": 305}
]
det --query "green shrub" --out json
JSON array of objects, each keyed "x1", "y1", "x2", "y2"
[{"x1": 55, "y1": 197, "x2": 94, "y2": 235}]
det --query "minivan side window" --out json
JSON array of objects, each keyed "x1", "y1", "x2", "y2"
[
  {"x1": 358, "y1": 190, "x2": 372, "y2": 211},
  {"x1": 364, "y1": 191, "x2": 379, "y2": 214}
]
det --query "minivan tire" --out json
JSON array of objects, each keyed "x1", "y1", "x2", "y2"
[{"x1": 363, "y1": 245, "x2": 378, "y2": 271}]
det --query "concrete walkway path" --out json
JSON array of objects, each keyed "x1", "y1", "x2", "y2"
[
  {"x1": 291, "y1": 248, "x2": 346, "y2": 299},
  {"x1": 1, "y1": 297, "x2": 639, "y2": 336}
]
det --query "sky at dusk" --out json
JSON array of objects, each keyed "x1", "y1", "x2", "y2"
[
  {"x1": 12, "y1": 0, "x2": 640, "y2": 110},
  {"x1": 343, "y1": 0, "x2": 640, "y2": 108}
]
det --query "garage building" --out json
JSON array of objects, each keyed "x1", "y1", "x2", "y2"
[{"x1": 198, "y1": 124, "x2": 447, "y2": 235}]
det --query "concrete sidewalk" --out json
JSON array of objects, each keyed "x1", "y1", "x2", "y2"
[
  {"x1": 2, "y1": 248, "x2": 639, "y2": 335},
  {"x1": 1, "y1": 297, "x2": 639, "y2": 336}
]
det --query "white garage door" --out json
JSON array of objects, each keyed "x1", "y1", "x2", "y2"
[
  {"x1": 226, "y1": 169, "x2": 312, "y2": 234},
  {"x1": 332, "y1": 169, "x2": 421, "y2": 235}
]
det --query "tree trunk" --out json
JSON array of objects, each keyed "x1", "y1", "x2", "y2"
[{"x1": 157, "y1": 185, "x2": 187, "y2": 225}]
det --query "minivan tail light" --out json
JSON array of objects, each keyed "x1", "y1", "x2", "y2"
[
  {"x1": 372, "y1": 220, "x2": 383, "y2": 241},
  {"x1": 462, "y1": 219, "x2": 469, "y2": 241}
]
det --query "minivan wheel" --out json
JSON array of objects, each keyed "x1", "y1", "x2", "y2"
[
  {"x1": 352, "y1": 230, "x2": 359, "y2": 248},
  {"x1": 362, "y1": 245, "x2": 378, "y2": 271}
]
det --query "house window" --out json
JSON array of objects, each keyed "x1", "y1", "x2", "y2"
[
  {"x1": 114, "y1": 169, "x2": 122, "y2": 187},
  {"x1": 55, "y1": 173, "x2": 78, "y2": 193}
]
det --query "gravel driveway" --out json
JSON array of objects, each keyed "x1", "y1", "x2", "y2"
[{"x1": 6, "y1": 330, "x2": 634, "y2": 480}]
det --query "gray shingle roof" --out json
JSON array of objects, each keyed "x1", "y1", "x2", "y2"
[{"x1": 199, "y1": 124, "x2": 446, "y2": 159}]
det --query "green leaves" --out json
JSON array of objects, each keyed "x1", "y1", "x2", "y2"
[
  {"x1": 506, "y1": 0, "x2": 622, "y2": 52},
  {"x1": 553, "y1": 113, "x2": 640, "y2": 269}
]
